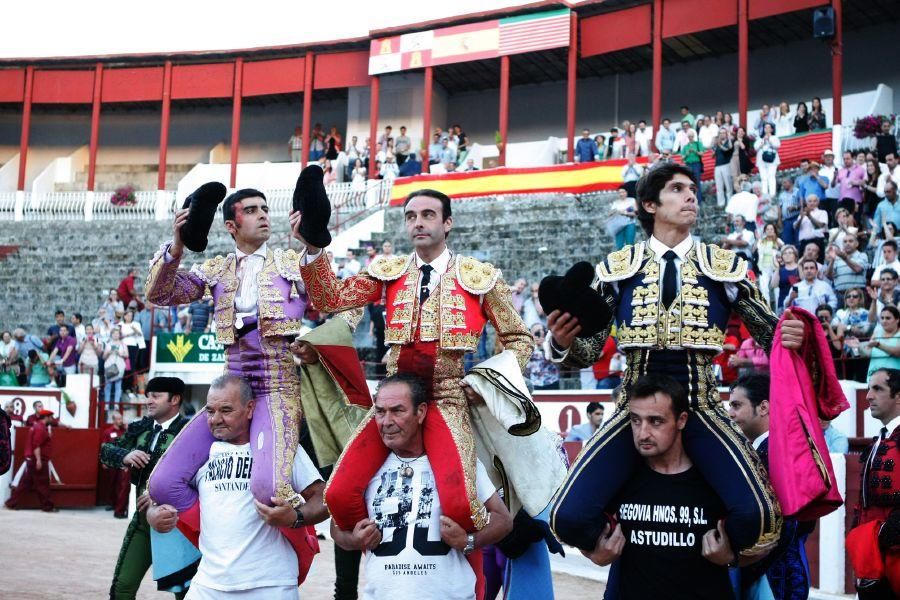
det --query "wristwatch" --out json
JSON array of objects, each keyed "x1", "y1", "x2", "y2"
[
  {"x1": 290, "y1": 508, "x2": 305, "y2": 529},
  {"x1": 463, "y1": 533, "x2": 476, "y2": 556}
]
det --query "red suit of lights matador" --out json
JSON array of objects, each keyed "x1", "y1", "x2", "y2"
[{"x1": 300, "y1": 250, "x2": 532, "y2": 532}]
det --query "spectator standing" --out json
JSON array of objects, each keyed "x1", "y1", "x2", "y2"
[
  {"x1": 594, "y1": 134, "x2": 608, "y2": 160},
  {"x1": 774, "y1": 101, "x2": 795, "y2": 138},
  {"x1": 351, "y1": 159, "x2": 367, "y2": 195},
  {"x1": 754, "y1": 223, "x2": 783, "y2": 306},
  {"x1": 47, "y1": 309, "x2": 76, "y2": 345},
  {"x1": 380, "y1": 155, "x2": 399, "y2": 180},
  {"x1": 0, "y1": 331, "x2": 18, "y2": 380},
  {"x1": 875, "y1": 118, "x2": 898, "y2": 163},
  {"x1": 522, "y1": 283, "x2": 547, "y2": 329},
  {"x1": 288, "y1": 126, "x2": 303, "y2": 162},
  {"x1": 510, "y1": 278, "x2": 528, "y2": 316},
  {"x1": 49, "y1": 325, "x2": 78, "y2": 375},
  {"x1": 754, "y1": 123, "x2": 781, "y2": 197},
  {"x1": 680, "y1": 131, "x2": 704, "y2": 192},
  {"x1": 655, "y1": 119, "x2": 675, "y2": 156},
  {"x1": 428, "y1": 133, "x2": 442, "y2": 166},
  {"x1": 606, "y1": 187, "x2": 637, "y2": 250},
  {"x1": 13, "y1": 327, "x2": 44, "y2": 361},
  {"x1": 117, "y1": 268, "x2": 141, "y2": 308},
  {"x1": 713, "y1": 129, "x2": 734, "y2": 207},
  {"x1": 71, "y1": 312, "x2": 86, "y2": 344},
  {"x1": 820, "y1": 150, "x2": 841, "y2": 219},
  {"x1": 635, "y1": 120, "x2": 652, "y2": 157},
  {"x1": 679, "y1": 105, "x2": 696, "y2": 127},
  {"x1": 834, "y1": 287, "x2": 870, "y2": 341},
  {"x1": 620, "y1": 155, "x2": 643, "y2": 199},
  {"x1": 673, "y1": 120, "x2": 695, "y2": 153},
  {"x1": 309, "y1": 123, "x2": 325, "y2": 161},
  {"x1": 103, "y1": 328, "x2": 128, "y2": 409},
  {"x1": 565, "y1": 402, "x2": 605, "y2": 442},
  {"x1": 868, "y1": 268, "x2": 900, "y2": 323},
  {"x1": 786, "y1": 258, "x2": 837, "y2": 312},
  {"x1": 834, "y1": 150, "x2": 867, "y2": 218},
  {"x1": 399, "y1": 153, "x2": 422, "y2": 177},
  {"x1": 78, "y1": 324, "x2": 104, "y2": 375},
  {"x1": 101, "y1": 290, "x2": 125, "y2": 322},
  {"x1": 575, "y1": 129, "x2": 600, "y2": 163},
  {"x1": 622, "y1": 121, "x2": 636, "y2": 157},
  {"x1": 732, "y1": 127, "x2": 755, "y2": 181},
  {"x1": 808, "y1": 97, "x2": 827, "y2": 131},
  {"x1": 341, "y1": 251, "x2": 361, "y2": 278},
  {"x1": 828, "y1": 207, "x2": 856, "y2": 248},
  {"x1": 119, "y1": 310, "x2": 145, "y2": 389},
  {"x1": 698, "y1": 116, "x2": 719, "y2": 149},
  {"x1": 346, "y1": 136, "x2": 361, "y2": 177},
  {"x1": 778, "y1": 178, "x2": 802, "y2": 246},
  {"x1": 377, "y1": 125, "x2": 393, "y2": 151},
  {"x1": 863, "y1": 159, "x2": 884, "y2": 217},
  {"x1": 826, "y1": 234, "x2": 869, "y2": 301},
  {"x1": 394, "y1": 126, "x2": 411, "y2": 165},
  {"x1": 325, "y1": 126, "x2": 342, "y2": 160},
  {"x1": 187, "y1": 299, "x2": 213, "y2": 333},
  {"x1": 730, "y1": 337, "x2": 769, "y2": 376},
  {"x1": 793, "y1": 101, "x2": 811, "y2": 134},
  {"x1": 795, "y1": 194, "x2": 828, "y2": 258},
  {"x1": 721, "y1": 215, "x2": 755, "y2": 261},
  {"x1": 439, "y1": 139, "x2": 455, "y2": 170},
  {"x1": 609, "y1": 128, "x2": 625, "y2": 159},
  {"x1": 754, "y1": 103, "x2": 775, "y2": 137},
  {"x1": 323, "y1": 161, "x2": 337, "y2": 186},
  {"x1": 455, "y1": 124, "x2": 468, "y2": 162},
  {"x1": 25, "y1": 348, "x2": 52, "y2": 387}
]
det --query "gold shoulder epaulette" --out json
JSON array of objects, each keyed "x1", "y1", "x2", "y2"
[
  {"x1": 368, "y1": 254, "x2": 413, "y2": 281},
  {"x1": 596, "y1": 242, "x2": 645, "y2": 282},
  {"x1": 190, "y1": 254, "x2": 229, "y2": 286},
  {"x1": 696, "y1": 243, "x2": 748, "y2": 282},
  {"x1": 456, "y1": 256, "x2": 500, "y2": 295}
]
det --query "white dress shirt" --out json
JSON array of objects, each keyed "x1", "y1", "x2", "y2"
[
  {"x1": 414, "y1": 248, "x2": 452, "y2": 299},
  {"x1": 234, "y1": 243, "x2": 268, "y2": 328},
  {"x1": 752, "y1": 430, "x2": 770, "y2": 451},
  {"x1": 150, "y1": 414, "x2": 180, "y2": 451}
]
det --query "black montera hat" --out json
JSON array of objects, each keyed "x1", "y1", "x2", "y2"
[
  {"x1": 180, "y1": 182, "x2": 228, "y2": 252},
  {"x1": 538, "y1": 262, "x2": 614, "y2": 338},
  {"x1": 292, "y1": 164, "x2": 332, "y2": 248},
  {"x1": 145, "y1": 376, "x2": 186, "y2": 398}
]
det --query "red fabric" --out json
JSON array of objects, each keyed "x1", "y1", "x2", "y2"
[
  {"x1": 714, "y1": 334, "x2": 740, "y2": 384},
  {"x1": 847, "y1": 520, "x2": 885, "y2": 580},
  {"x1": 768, "y1": 308, "x2": 848, "y2": 520},
  {"x1": 176, "y1": 500, "x2": 319, "y2": 585},
  {"x1": 592, "y1": 337, "x2": 618, "y2": 380},
  {"x1": 6, "y1": 459, "x2": 53, "y2": 509},
  {"x1": 325, "y1": 419, "x2": 391, "y2": 531},
  {"x1": 117, "y1": 275, "x2": 137, "y2": 306},
  {"x1": 423, "y1": 407, "x2": 475, "y2": 532},
  {"x1": 313, "y1": 344, "x2": 372, "y2": 409}
]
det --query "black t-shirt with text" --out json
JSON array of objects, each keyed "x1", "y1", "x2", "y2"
[{"x1": 610, "y1": 464, "x2": 733, "y2": 600}]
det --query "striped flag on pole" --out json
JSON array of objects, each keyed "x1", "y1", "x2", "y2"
[{"x1": 499, "y1": 9, "x2": 570, "y2": 55}]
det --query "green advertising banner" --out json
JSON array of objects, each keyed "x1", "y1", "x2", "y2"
[{"x1": 155, "y1": 333, "x2": 225, "y2": 364}]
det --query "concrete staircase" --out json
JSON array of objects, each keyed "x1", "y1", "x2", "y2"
[{"x1": 53, "y1": 164, "x2": 196, "y2": 193}]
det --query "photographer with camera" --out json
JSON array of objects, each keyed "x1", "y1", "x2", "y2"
[
  {"x1": 815, "y1": 305, "x2": 844, "y2": 360},
  {"x1": 786, "y1": 258, "x2": 837, "y2": 313}
]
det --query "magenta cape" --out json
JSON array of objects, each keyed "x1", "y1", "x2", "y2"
[{"x1": 768, "y1": 308, "x2": 849, "y2": 520}]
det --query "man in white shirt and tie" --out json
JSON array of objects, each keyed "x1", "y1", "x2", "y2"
[{"x1": 785, "y1": 258, "x2": 837, "y2": 313}]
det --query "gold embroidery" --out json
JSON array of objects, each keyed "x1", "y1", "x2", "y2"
[
  {"x1": 682, "y1": 303, "x2": 709, "y2": 327},
  {"x1": 681, "y1": 283, "x2": 710, "y2": 306},
  {"x1": 456, "y1": 256, "x2": 499, "y2": 294},
  {"x1": 681, "y1": 259, "x2": 699, "y2": 284},
  {"x1": 386, "y1": 328, "x2": 408, "y2": 344},
  {"x1": 680, "y1": 324, "x2": 724, "y2": 349},
  {"x1": 641, "y1": 258, "x2": 659, "y2": 283},
  {"x1": 264, "y1": 319, "x2": 305, "y2": 337},
  {"x1": 441, "y1": 310, "x2": 467, "y2": 330},
  {"x1": 440, "y1": 332, "x2": 481, "y2": 350},
  {"x1": 393, "y1": 288, "x2": 414, "y2": 306},
  {"x1": 260, "y1": 302, "x2": 286, "y2": 320},
  {"x1": 192, "y1": 254, "x2": 228, "y2": 286},
  {"x1": 631, "y1": 283, "x2": 660, "y2": 306},
  {"x1": 368, "y1": 254, "x2": 414, "y2": 280},
  {"x1": 596, "y1": 243, "x2": 644, "y2": 282},
  {"x1": 616, "y1": 323, "x2": 657, "y2": 347},
  {"x1": 631, "y1": 304, "x2": 658, "y2": 326},
  {"x1": 697, "y1": 243, "x2": 748, "y2": 282},
  {"x1": 391, "y1": 307, "x2": 413, "y2": 324}
]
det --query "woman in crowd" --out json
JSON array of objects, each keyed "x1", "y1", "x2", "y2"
[
  {"x1": 793, "y1": 101, "x2": 810, "y2": 134},
  {"x1": 350, "y1": 159, "x2": 367, "y2": 202},
  {"x1": 869, "y1": 221, "x2": 896, "y2": 272},
  {"x1": 325, "y1": 126, "x2": 342, "y2": 159},
  {"x1": 835, "y1": 288, "x2": 871, "y2": 382},
  {"x1": 102, "y1": 328, "x2": 128, "y2": 410},
  {"x1": 862, "y1": 158, "x2": 883, "y2": 218},
  {"x1": 847, "y1": 305, "x2": 900, "y2": 378},
  {"x1": 809, "y1": 97, "x2": 827, "y2": 130},
  {"x1": 606, "y1": 187, "x2": 637, "y2": 250},
  {"x1": 323, "y1": 160, "x2": 337, "y2": 186},
  {"x1": 0, "y1": 331, "x2": 18, "y2": 385},
  {"x1": 828, "y1": 207, "x2": 857, "y2": 248},
  {"x1": 754, "y1": 122, "x2": 781, "y2": 197},
  {"x1": 731, "y1": 126, "x2": 754, "y2": 184},
  {"x1": 77, "y1": 324, "x2": 104, "y2": 375},
  {"x1": 754, "y1": 222, "x2": 783, "y2": 307},
  {"x1": 775, "y1": 101, "x2": 795, "y2": 137},
  {"x1": 100, "y1": 290, "x2": 124, "y2": 322},
  {"x1": 722, "y1": 112, "x2": 736, "y2": 135},
  {"x1": 622, "y1": 121, "x2": 637, "y2": 158},
  {"x1": 771, "y1": 244, "x2": 801, "y2": 311},
  {"x1": 118, "y1": 310, "x2": 144, "y2": 391}
]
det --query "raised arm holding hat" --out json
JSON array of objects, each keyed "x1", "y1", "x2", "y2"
[
  {"x1": 547, "y1": 163, "x2": 809, "y2": 559},
  {"x1": 144, "y1": 183, "x2": 313, "y2": 515}
]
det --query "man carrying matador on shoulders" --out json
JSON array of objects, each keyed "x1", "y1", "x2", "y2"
[{"x1": 543, "y1": 162, "x2": 809, "y2": 559}]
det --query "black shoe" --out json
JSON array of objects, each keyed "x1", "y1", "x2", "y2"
[
  {"x1": 180, "y1": 182, "x2": 227, "y2": 252},
  {"x1": 292, "y1": 165, "x2": 332, "y2": 248},
  {"x1": 114, "y1": 512, "x2": 128, "y2": 519}
]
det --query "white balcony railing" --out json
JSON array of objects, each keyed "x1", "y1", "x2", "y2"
[{"x1": 2, "y1": 180, "x2": 393, "y2": 224}]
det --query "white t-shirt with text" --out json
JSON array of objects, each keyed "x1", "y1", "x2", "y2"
[
  {"x1": 362, "y1": 455, "x2": 496, "y2": 600},
  {"x1": 190, "y1": 441, "x2": 322, "y2": 593}
]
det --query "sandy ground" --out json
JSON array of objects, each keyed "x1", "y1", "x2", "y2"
[{"x1": 0, "y1": 507, "x2": 604, "y2": 599}]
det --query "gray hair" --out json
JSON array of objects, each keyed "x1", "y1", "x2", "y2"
[{"x1": 210, "y1": 374, "x2": 254, "y2": 406}]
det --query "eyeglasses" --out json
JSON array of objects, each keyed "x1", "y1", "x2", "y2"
[{"x1": 847, "y1": 294, "x2": 861, "y2": 299}]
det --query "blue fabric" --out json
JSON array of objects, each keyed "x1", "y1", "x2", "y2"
[
  {"x1": 504, "y1": 539, "x2": 555, "y2": 600},
  {"x1": 872, "y1": 198, "x2": 900, "y2": 235},
  {"x1": 150, "y1": 527, "x2": 200, "y2": 592},
  {"x1": 796, "y1": 174, "x2": 826, "y2": 202},
  {"x1": 614, "y1": 223, "x2": 636, "y2": 250}
]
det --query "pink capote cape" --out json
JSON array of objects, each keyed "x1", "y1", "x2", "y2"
[{"x1": 768, "y1": 307, "x2": 849, "y2": 520}]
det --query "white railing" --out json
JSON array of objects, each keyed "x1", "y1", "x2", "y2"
[{"x1": 1, "y1": 181, "x2": 392, "y2": 223}]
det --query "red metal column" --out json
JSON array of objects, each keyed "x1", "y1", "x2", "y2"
[
  {"x1": 737, "y1": 0, "x2": 749, "y2": 128},
  {"x1": 423, "y1": 66, "x2": 433, "y2": 166},
  {"x1": 831, "y1": 0, "x2": 843, "y2": 125},
  {"x1": 651, "y1": 0, "x2": 663, "y2": 137},
  {"x1": 499, "y1": 56, "x2": 510, "y2": 167},
  {"x1": 368, "y1": 76, "x2": 380, "y2": 179},
  {"x1": 16, "y1": 66, "x2": 34, "y2": 191},
  {"x1": 230, "y1": 58, "x2": 244, "y2": 188},
  {"x1": 87, "y1": 63, "x2": 103, "y2": 191},
  {"x1": 158, "y1": 61, "x2": 173, "y2": 191},
  {"x1": 302, "y1": 51, "x2": 314, "y2": 167},
  {"x1": 566, "y1": 12, "x2": 578, "y2": 161}
]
